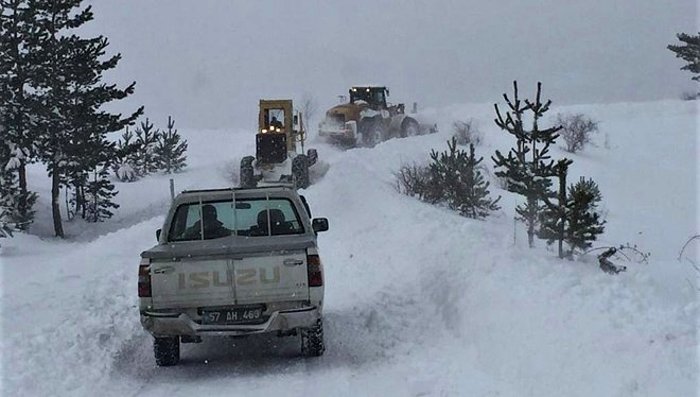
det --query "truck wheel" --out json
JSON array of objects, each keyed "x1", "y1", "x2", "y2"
[
  {"x1": 363, "y1": 121, "x2": 384, "y2": 147},
  {"x1": 240, "y1": 156, "x2": 256, "y2": 188},
  {"x1": 154, "y1": 336, "x2": 180, "y2": 366},
  {"x1": 300, "y1": 319, "x2": 325, "y2": 357},
  {"x1": 292, "y1": 154, "x2": 310, "y2": 189},
  {"x1": 400, "y1": 118, "x2": 419, "y2": 137},
  {"x1": 306, "y1": 149, "x2": 318, "y2": 166}
]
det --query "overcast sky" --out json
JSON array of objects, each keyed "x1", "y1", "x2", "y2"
[{"x1": 85, "y1": 0, "x2": 698, "y2": 130}]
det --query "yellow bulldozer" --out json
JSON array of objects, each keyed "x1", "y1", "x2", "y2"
[
  {"x1": 240, "y1": 99, "x2": 318, "y2": 189},
  {"x1": 318, "y1": 85, "x2": 437, "y2": 147}
]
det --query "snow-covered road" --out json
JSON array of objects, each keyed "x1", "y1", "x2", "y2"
[{"x1": 1, "y1": 100, "x2": 697, "y2": 396}]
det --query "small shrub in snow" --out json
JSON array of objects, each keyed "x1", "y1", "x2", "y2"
[
  {"x1": 114, "y1": 127, "x2": 140, "y2": 182},
  {"x1": 565, "y1": 177, "x2": 605, "y2": 253},
  {"x1": 133, "y1": 118, "x2": 161, "y2": 176},
  {"x1": 83, "y1": 165, "x2": 120, "y2": 222},
  {"x1": 539, "y1": 176, "x2": 605, "y2": 258},
  {"x1": 587, "y1": 243, "x2": 650, "y2": 274},
  {"x1": 115, "y1": 116, "x2": 188, "y2": 181},
  {"x1": 154, "y1": 116, "x2": 188, "y2": 174},
  {"x1": 555, "y1": 113, "x2": 599, "y2": 153},
  {"x1": 395, "y1": 163, "x2": 431, "y2": 200},
  {"x1": 452, "y1": 119, "x2": 482, "y2": 146},
  {"x1": 396, "y1": 138, "x2": 500, "y2": 219}
]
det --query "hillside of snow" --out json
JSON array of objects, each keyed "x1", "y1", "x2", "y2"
[{"x1": 1, "y1": 100, "x2": 697, "y2": 396}]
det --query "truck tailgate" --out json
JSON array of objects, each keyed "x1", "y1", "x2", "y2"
[
  {"x1": 150, "y1": 252, "x2": 310, "y2": 309},
  {"x1": 151, "y1": 259, "x2": 232, "y2": 308},
  {"x1": 233, "y1": 252, "x2": 309, "y2": 305}
]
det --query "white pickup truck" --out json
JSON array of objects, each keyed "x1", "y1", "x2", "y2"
[{"x1": 138, "y1": 186, "x2": 328, "y2": 366}]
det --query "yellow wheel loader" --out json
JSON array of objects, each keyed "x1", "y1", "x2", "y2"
[
  {"x1": 318, "y1": 86, "x2": 437, "y2": 148},
  {"x1": 240, "y1": 100, "x2": 318, "y2": 189}
]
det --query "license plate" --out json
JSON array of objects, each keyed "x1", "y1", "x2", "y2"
[{"x1": 201, "y1": 306, "x2": 265, "y2": 325}]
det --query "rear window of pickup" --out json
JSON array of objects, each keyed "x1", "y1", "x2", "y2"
[{"x1": 168, "y1": 197, "x2": 304, "y2": 241}]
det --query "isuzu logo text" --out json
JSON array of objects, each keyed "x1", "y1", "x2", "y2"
[{"x1": 177, "y1": 267, "x2": 281, "y2": 289}]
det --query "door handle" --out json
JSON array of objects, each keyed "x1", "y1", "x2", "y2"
[
  {"x1": 153, "y1": 266, "x2": 175, "y2": 274},
  {"x1": 283, "y1": 258, "x2": 304, "y2": 267}
]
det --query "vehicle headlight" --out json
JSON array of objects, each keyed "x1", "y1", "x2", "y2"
[{"x1": 261, "y1": 129, "x2": 268, "y2": 133}]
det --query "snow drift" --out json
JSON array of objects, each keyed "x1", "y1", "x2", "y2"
[{"x1": 1, "y1": 100, "x2": 697, "y2": 396}]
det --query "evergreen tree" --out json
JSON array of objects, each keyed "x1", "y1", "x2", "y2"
[
  {"x1": 492, "y1": 81, "x2": 561, "y2": 247},
  {"x1": 30, "y1": 0, "x2": 142, "y2": 237},
  {"x1": 0, "y1": 140, "x2": 21, "y2": 233},
  {"x1": 427, "y1": 138, "x2": 501, "y2": 219},
  {"x1": 83, "y1": 164, "x2": 118, "y2": 222},
  {"x1": 668, "y1": 32, "x2": 700, "y2": 82},
  {"x1": 457, "y1": 143, "x2": 501, "y2": 219},
  {"x1": 0, "y1": 0, "x2": 40, "y2": 225},
  {"x1": 565, "y1": 177, "x2": 605, "y2": 256},
  {"x1": 65, "y1": 134, "x2": 117, "y2": 220},
  {"x1": 113, "y1": 127, "x2": 139, "y2": 181},
  {"x1": 154, "y1": 116, "x2": 187, "y2": 174},
  {"x1": 537, "y1": 158, "x2": 573, "y2": 258},
  {"x1": 0, "y1": 132, "x2": 36, "y2": 229},
  {"x1": 133, "y1": 118, "x2": 160, "y2": 176}
]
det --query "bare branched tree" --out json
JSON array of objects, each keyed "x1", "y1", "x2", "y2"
[
  {"x1": 556, "y1": 113, "x2": 599, "y2": 153},
  {"x1": 300, "y1": 92, "x2": 318, "y2": 127},
  {"x1": 452, "y1": 119, "x2": 482, "y2": 146}
]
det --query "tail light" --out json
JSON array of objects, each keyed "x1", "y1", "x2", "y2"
[
  {"x1": 138, "y1": 258, "x2": 152, "y2": 297},
  {"x1": 307, "y1": 255, "x2": 323, "y2": 287}
]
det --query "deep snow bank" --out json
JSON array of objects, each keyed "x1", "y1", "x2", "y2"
[{"x1": 1, "y1": 100, "x2": 697, "y2": 396}]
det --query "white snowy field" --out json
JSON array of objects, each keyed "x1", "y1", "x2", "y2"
[{"x1": 1, "y1": 100, "x2": 698, "y2": 396}]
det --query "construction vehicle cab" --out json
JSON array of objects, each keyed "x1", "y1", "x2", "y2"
[
  {"x1": 241, "y1": 100, "x2": 318, "y2": 190},
  {"x1": 349, "y1": 86, "x2": 388, "y2": 109}
]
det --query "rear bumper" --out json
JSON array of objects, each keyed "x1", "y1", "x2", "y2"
[{"x1": 141, "y1": 306, "x2": 321, "y2": 337}]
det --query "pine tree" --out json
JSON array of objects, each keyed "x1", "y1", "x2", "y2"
[
  {"x1": 0, "y1": 0, "x2": 40, "y2": 226},
  {"x1": 30, "y1": 0, "x2": 142, "y2": 237},
  {"x1": 133, "y1": 118, "x2": 160, "y2": 176},
  {"x1": 457, "y1": 143, "x2": 501, "y2": 219},
  {"x1": 668, "y1": 32, "x2": 700, "y2": 82},
  {"x1": 65, "y1": 135, "x2": 118, "y2": 220},
  {"x1": 0, "y1": 139, "x2": 21, "y2": 234},
  {"x1": 154, "y1": 116, "x2": 187, "y2": 174},
  {"x1": 537, "y1": 158, "x2": 573, "y2": 258},
  {"x1": 114, "y1": 127, "x2": 139, "y2": 182},
  {"x1": 492, "y1": 81, "x2": 561, "y2": 247},
  {"x1": 0, "y1": 137, "x2": 37, "y2": 229},
  {"x1": 565, "y1": 177, "x2": 605, "y2": 256},
  {"x1": 83, "y1": 164, "x2": 119, "y2": 222},
  {"x1": 427, "y1": 138, "x2": 501, "y2": 219}
]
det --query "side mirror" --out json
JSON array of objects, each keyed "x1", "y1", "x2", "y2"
[
  {"x1": 156, "y1": 229, "x2": 161, "y2": 241},
  {"x1": 293, "y1": 115, "x2": 298, "y2": 125},
  {"x1": 312, "y1": 218, "x2": 329, "y2": 233}
]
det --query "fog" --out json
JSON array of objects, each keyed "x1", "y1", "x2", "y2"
[{"x1": 85, "y1": 0, "x2": 698, "y2": 129}]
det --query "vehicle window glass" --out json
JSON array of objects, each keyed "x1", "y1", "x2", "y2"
[
  {"x1": 373, "y1": 90, "x2": 384, "y2": 104},
  {"x1": 234, "y1": 198, "x2": 303, "y2": 237},
  {"x1": 264, "y1": 108, "x2": 285, "y2": 130},
  {"x1": 167, "y1": 197, "x2": 304, "y2": 241}
]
